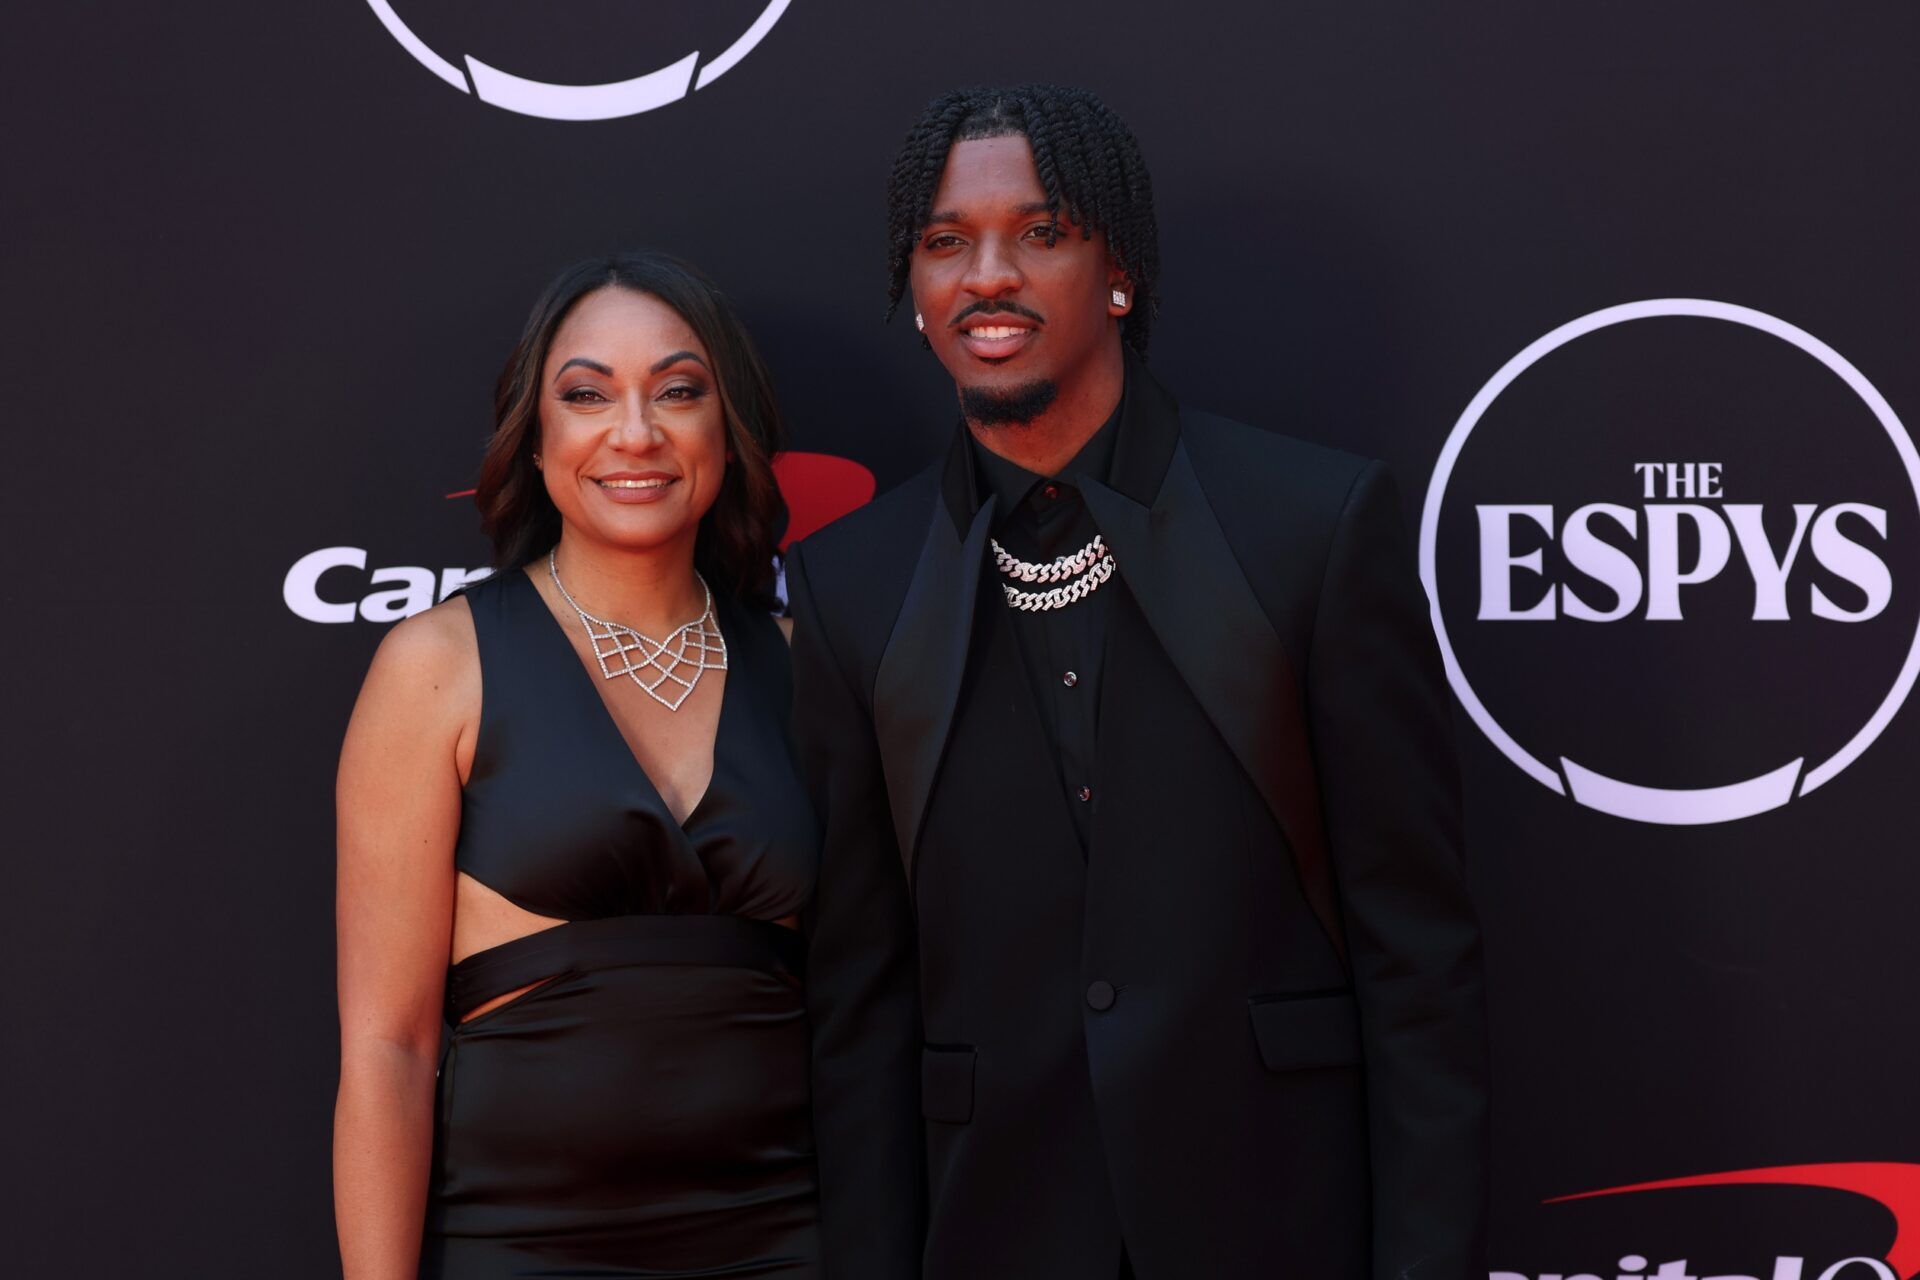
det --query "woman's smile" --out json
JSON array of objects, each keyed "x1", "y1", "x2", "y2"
[{"x1": 591, "y1": 469, "x2": 681, "y2": 503}]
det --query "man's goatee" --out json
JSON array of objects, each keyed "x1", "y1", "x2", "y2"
[{"x1": 961, "y1": 378, "x2": 1059, "y2": 427}]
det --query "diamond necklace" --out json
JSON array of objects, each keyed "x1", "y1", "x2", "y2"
[
  {"x1": 992, "y1": 534, "x2": 1118, "y2": 612},
  {"x1": 546, "y1": 550, "x2": 727, "y2": 712}
]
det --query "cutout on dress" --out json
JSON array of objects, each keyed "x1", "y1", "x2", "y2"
[
  {"x1": 458, "y1": 972, "x2": 568, "y2": 1025},
  {"x1": 451, "y1": 872, "x2": 572, "y2": 1025},
  {"x1": 454, "y1": 872, "x2": 568, "y2": 953}
]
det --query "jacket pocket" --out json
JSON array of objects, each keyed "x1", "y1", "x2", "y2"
[
  {"x1": 921, "y1": 1045, "x2": 977, "y2": 1123},
  {"x1": 1248, "y1": 990, "x2": 1362, "y2": 1071}
]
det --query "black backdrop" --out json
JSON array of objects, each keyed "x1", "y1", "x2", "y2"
[{"x1": 7, "y1": 3, "x2": 1920, "y2": 1276}]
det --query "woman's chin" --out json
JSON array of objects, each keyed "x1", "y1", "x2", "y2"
[{"x1": 577, "y1": 510, "x2": 700, "y2": 556}]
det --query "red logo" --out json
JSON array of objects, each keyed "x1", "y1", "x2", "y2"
[
  {"x1": 1552, "y1": 1163, "x2": 1920, "y2": 1278},
  {"x1": 770, "y1": 451, "x2": 876, "y2": 547}
]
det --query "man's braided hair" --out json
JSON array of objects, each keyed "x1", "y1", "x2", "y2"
[{"x1": 884, "y1": 84, "x2": 1161, "y2": 357}]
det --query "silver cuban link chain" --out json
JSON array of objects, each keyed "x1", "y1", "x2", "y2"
[
  {"x1": 993, "y1": 534, "x2": 1119, "y2": 612},
  {"x1": 992, "y1": 534, "x2": 1110, "y2": 583}
]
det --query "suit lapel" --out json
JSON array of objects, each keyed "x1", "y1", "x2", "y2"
[
  {"x1": 874, "y1": 429, "x2": 996, "y2": 871},
  {"x1": 1082, "y1": 363, "x2": 1347, "y2": 964}
]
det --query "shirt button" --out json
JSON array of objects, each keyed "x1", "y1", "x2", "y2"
[
  {"x1": 1062, "y1": 671, "x2": 1079, "y2": 688},
  {"x1": 1077, "y1": 785, "x2": 1093, "y2": 803},
  {"x1": 1042, "y1": 482, "x2": 1061, "y2": 500},
  {"x1": 1086, "y1": 980, "x2": 1116, "y2": 1011}
]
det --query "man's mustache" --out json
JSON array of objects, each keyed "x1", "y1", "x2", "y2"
[{"x1": 949, "y1": 300, "x2": 1046, "y2": 328}]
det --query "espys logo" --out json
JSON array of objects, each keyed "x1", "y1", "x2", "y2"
[
  {"x1": 283, "y1": 451, "x2": 873, "y2": 624},
  {"x1": 1421, "y1": 300, "x2": 1920, "y2": 825},
  {"x1": 1496, "y1": 1161, "x2": 1920, "y2": 1280},
  {"x1": 363, "y1": 0, "x2": 791, "y2": 121}
]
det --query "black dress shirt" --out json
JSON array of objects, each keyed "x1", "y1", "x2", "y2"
[{"x1": 967, "y1": 400, "x2": 1122, "y2": 852}]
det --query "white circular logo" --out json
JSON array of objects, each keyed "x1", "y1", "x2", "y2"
[
  {"x1": 1420, "y1": 299, "x2": 1920, "y2": 825},
  {"x1": 364, "y1": 0, "x2": 791, "y2": 121}
]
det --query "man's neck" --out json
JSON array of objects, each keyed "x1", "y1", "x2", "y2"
[{"x1": 965, "y1": 343, "x2": 1124, "y2": 477}]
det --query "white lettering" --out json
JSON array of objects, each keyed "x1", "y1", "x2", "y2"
[
  {"x1": 1630, "y1": 461, "x2": 1726, "y2": 499},
  {"x1": 284, "y1": 551, "x2": 493, "y2": 623},
  {"x1": 1477, "y1": 505, "x2": 1556, "y2": 620},
  {"x1": 359, "y1": 566, "x2": 437, "y2": 623},
  {"x1": 1473, "y1": 499, "x2": 1892, "y2": 623},
  {"x1": 282, "y1": 546, "x2": 366, "y2": 624},
  {"x1": 1645, "y1": 505, "x2": 1732, "y2": 620},
  {"x1": 1725, "y1": 503, "x2": 1817, "y2": 621},
  {"x1": 1815, "y1": 1261, "x2": 1895, "y2": 1280},
  {"x1": 1560, "y1": 504, "x2": 1643, "y2": 622},
  {"x1": 1810, "y1": 504, "x2": 1892, "y2": 621},
  {"x1": 1484, "y1": 1259, "x2": 1880, "y2": 1280}
]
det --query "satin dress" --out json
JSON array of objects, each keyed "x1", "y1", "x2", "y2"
[{"x1": 421, "y1": 568, "x2": 821, "y2": 1278}]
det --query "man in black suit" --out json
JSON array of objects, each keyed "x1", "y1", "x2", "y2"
[{"x1": 788, "y1": 84, "x2": 1489, "y2": 1280}]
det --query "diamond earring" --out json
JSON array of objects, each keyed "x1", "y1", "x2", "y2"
[
  {"x1": 1111, "y1": 290, "x2": 1127, "y2": 308},
  {"x1": 915, "y1": 313, "x2": 925, "y2": 332}
]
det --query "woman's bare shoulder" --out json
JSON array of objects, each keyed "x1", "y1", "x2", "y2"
[
  {"x1": 371, "y1": 592, "x2": 475, "y2": 672},
  {"x1": 357, "y1": 595, "x2": 481, "y2": 723},
  {"x1": 380, "y1": 593, "x2": 475, "y2": 660}
]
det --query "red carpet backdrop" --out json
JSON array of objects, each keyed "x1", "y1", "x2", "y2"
[{"x1": 5, "y1": 2, "x2": 1918, "y2": 1276}]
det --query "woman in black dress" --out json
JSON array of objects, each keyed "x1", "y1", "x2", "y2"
[{"x1": 333, "y1": 252, "x2": 820, "y2": 1278}]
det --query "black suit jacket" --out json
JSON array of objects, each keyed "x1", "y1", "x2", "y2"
[{"x1": 788, "y1": 361, "x2": 1489, "y2": 1280}]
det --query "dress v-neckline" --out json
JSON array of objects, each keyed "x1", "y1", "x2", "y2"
[{"x1": 516, "y1": 566, "x2": 733, "y2": 835}]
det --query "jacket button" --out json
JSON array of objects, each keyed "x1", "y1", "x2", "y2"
[{"x1": 1086, "y1": 980, "x2": 1116, "y2": 1011}]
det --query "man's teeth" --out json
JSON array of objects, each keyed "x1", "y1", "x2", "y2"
[
  {"x1": 967, "y1": 325, "x2": 1026, "y2": 340},
  {"x1": 597, "y1": 478, "x2": 673, "y2": 489}
]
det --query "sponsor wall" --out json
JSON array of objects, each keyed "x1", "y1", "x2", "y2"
[{"x1": 7, "y1": 2, "x2": 1917, "y2": 1276}]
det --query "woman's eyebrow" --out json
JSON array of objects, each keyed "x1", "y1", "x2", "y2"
[
  {"x1": 553, "y1": 356, "x2": 613, "y2": 380},
  {"x1": 650, "y1": 350, "x2": 709, "y2": 374}
]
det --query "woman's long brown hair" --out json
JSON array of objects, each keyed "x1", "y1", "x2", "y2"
[{"x1": 475, "y1": 251, "x2": 787, "y2": 611}]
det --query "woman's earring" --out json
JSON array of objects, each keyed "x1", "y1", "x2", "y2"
[
  {"x1": 532, "y1": 454, "x2": 543, "y2": 469},
  {"x1": 915, "y1": 313, "x2": 925, "y2": 332}
]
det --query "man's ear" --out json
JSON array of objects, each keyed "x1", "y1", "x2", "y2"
[{"x1": 910, "y1": 291, "x2": 932, "y2": 349}]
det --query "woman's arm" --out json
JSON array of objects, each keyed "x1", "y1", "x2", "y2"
[{"x1": 333, "y1": 602, "x2": 478, "y2": 1279}]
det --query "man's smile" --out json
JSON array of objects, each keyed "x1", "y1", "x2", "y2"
[{"x1": 956, "y1": 320, "x2": 1038, "y2": 362}]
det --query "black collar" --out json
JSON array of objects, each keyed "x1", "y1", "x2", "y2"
[
  {"x1": 938, "y1": 354, "x2": 1182, "y2": 537},
  {"x1": 966, "y1": 395, "x2": 1122, "y2": 522}
]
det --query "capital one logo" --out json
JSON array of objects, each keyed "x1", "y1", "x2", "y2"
[
  {"x1": 1494, "y1": 1160, "x2": 1920, "y2": 1280},
  {"x1": 363, "y1": 0, "x2": 791, "y2": 120},
  {"x1": 284, "y1": 451, "x2": 873, "y2": 623},
  {"x1": 1420, "y1": 300, "x2": 1920, "y2": 825}
]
